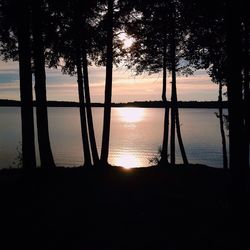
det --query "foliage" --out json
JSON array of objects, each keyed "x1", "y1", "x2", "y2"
[
  {"x1": 148, "y1": 146, "x2": 164, "y2": 166},
  {"x1": 9, "y1": 142, "x2": 23, "y2": 169},
  {"x1": 125, "y1": 0, "x2": 193, "y2": 77}
]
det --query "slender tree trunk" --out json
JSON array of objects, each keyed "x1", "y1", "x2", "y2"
[
  {"x1": 162, "y1": 42, "x2": 167, "y2": 104},
  {"x1": 243, "y1": 14, "x2": 250, "y2": 164},
  {"x1": 170, "y1": 68, "x2": 176, "y2": 164},
  {"x1": 170, "y1": 102, "x2": 175, "y2": 165},
  {"x1": 17, "y1": 0, "x2": 36, "y2": 169},
  {"x1": 76, "y1": 53, "x2": 92, "y2": 166},
  {"x1": 100, "y1": 0, "x2": 114, "y2": 165},
  {"x1": 170, "y1": 17, "x2": 188, "y2": 166},
  {"x1": 73, "y1": 3, "x2": 91, "y2": 166},
  {"x1": 176, "y1": 108, "x2": 188, "y2": 165},
  {"x1": 218, "y1": 82, "x2": 228, "y2": 170},
  {"x1": 170, "y1": 36, "x2": 176, "y2": 165},
  {"x1": 160, "y1": 42, "x2": 170, "y2": 165},
  {"x1": 31, "y1": 0, "x2": 55, "y2": 168},
  {"x1": 82, "y1": 47, "x2": 99, "y2": 165},
  {"x1": 226, "y1": 0, "x2": 248, "y2": 217}
]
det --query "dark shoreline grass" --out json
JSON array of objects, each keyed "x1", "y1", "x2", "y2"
[{"x1": 0, "y1": 164, "x2": 249, "y2": 249}]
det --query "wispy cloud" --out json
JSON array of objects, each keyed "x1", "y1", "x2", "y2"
[{"x1": 0, "y1": 61, "x2": 218, "y2": 102}]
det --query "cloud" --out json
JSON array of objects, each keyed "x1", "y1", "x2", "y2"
[
  {"x1": 0, "y1": 61, "x2": 218, "y2": 102},
  {"x1": 0, "y1": 62, "x2": 19, "y2": 84},
  {"x1": 0, "y1": 73, "x2": 19, "y2": 84}
]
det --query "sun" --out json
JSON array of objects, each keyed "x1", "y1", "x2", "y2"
[{"x1": 118, "y1": 32, "x2": 135, "y2": 49}]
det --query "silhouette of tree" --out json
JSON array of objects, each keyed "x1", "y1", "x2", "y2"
[
  {"x1": 168, "y1": 0, "x2": 188, "y2": 166},
  {"x1": 217, "y1": 82, "x2": 228, "y2": 170},
  {"x1": 223, "y1": 0, "x2": 250, "y2": 230},
  {"x1": 0, "y1": 0, "x2": 36, "y2": 169},
  {"x1": 76, "y1": 49, "x2": 92, "y2": 166},
  {"x1": 92, "y1": 0, "x2": 130, "y2": 166},
  {"x1": 82, "y1": 47, "x2": 99, "y2": 166},
  {"x1": 46, "y1": 0, "x2": 103, "y2": 166},
  {"x1": 184, "y1": 0, "x2": 249, "y2": 170},
  {"x1": 52, "y1": 0, "x2": 125, "y2": 167},
  {"x1": 125, "y1": 0, "x2": 170, "y2": 166},
  {"x1": 31, "y1": 0, "x2": 55, "y2": 168},
  {"x1": 100, "y1": 0, "x2": 114, "y2": 166},
  {"x1": 79, "y1": 1, "x2": 101, "y2": 166},
  {"x1": 184, "y1": 1, "x2": 228, "y2": 169},
  {"x1": 242, "y1": 0, "x2": 250, "y2": 163},
  {"x1": 126, "y1": 0, "x2": 189, "y2": 166},
  {"x1": 68, "y1": 1, "x2": 93, "y2": 166},
  {"x1": 183, "y1": 0, "x2": 249, "y2": 220},
  {"x1": 184, "y1": 0, "x2": 232, "y2": 169},
  {"x1": 0, "y1": 0, "x2": 56, "y2": 168}
]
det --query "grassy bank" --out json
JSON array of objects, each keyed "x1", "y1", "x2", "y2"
[{"x1": 0, "y1": 165, "x2": 249, "y2": 249}]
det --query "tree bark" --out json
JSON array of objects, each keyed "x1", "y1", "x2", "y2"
[
  {"x1": 82, "y1": 47, "x2": 99, "y2": 165},
  {"x1": 17, "y1": 0, "x2": 36, "y2": 169},
  {"x1": 218, "y1": 82, "x2": 228, "y2": 170},
  {"x1": 225, "y1": 0, "x2": 248, "y2": 218},
  {"x1": 243, "y1": 12, "x2": 250, "y2": 164},
  {"x1": 31, "y1": 0, "x2": 55, "y2": 168},
  {"x1": 176, "y1": 108, "x2": 188, "y2": 165},
  {"x1": 76, "y1": 52, "x2": 92, "y2": 166},
  {"x1": 170, "y1": 25, "x2": 176, "y2": 166},
  {"x1": 170, "y1": 12, "x2": 188, "y2": 166},
  {"x1": 160, "y1": 42, "x2": 170, "y2": 165},
  {"x1": 100, "y1": 0, "x2": 114, "y2": 165},
  {"x1": 226, "y1": 0, "x2": 248, "y2": 172}
]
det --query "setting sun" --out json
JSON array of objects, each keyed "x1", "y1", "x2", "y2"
[
  {"x1": 119, "y1": 32, "x2": 135, "y2": 49},
  {"x1": 117, "y1": 107, "x2": 145, "y2": 123}
]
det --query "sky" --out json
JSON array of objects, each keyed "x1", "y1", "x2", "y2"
[{"x1": 0, "y1": 60, "x2": 222, "y2": 103}]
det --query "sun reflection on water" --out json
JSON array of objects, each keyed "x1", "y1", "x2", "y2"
[
  {"x1": 112, "y1": 108, "x2": 146, "y2": 168},
  {"x1": 113, "y1": 151, "x2": 142, "y2": 169},
  {"x1": 117, "y1": 108, "x2": 145, "y2": 123}
]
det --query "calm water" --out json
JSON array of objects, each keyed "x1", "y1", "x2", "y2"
[{"x1": 0, "y1": 107, "x2": 228, "y2": 169}]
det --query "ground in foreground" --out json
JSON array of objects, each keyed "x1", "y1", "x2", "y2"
[{"x1": 0, "y1": 165, "x2": 249, "y2": 250}]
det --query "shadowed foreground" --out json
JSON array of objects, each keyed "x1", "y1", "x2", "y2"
[{"x1": 0, "y1": 165, "x2": 249, "y2": 250}]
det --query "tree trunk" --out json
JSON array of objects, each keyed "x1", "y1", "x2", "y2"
[
  {"x1": 170, "y1": 32, "x2": 176, "y2": 166},
  {"x1": 76, "y1": 53, "x2": 92, "y2": 166},
  {"x1": 31, "y1": 0, "x2": 55, "y2": 168},
  {"x1": 218, "y1": 82, "x2": 228, "y2": 170},
  {"x1": 226, "y1": 0, "x2": 248, "y2": 218},
  {"x1": 17, "y1": 0, "x2": 36, "y2": 169},
  {"x1": 170, "y1": 103, "x2": 175, "y2": 165},
  {"x1": 243, "y1": 13, "x2": 250, "y2": 164},
  {"x1": 226, "y1": 0, "x2": 248, "y2": 172},
  {"x1": 72, "y1": 2, "x2": 91, "y2": 166},
  {"x1": 82, "y1": 47, "x2": 99, "y2": 165},
  {"x1": 100, "y1": 0, "x2": 114, "y2": 166},
  {"x1": 160, "y1": 42, "x2": 170, "y2": 165},
  {"x1": 170, "y1": 15, "x2": 188, "y2": 166},
  {"x1": 162, "y1": 107, "x2": 170, "y2": 165},
  {"x1": 176, "y1": 108, "x2": 188, "y2": 165}
]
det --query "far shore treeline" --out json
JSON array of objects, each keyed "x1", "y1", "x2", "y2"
[
  {"x1": 0, "y1": 99, "x2": 229, "y2": 108},
  {"x1": 0, "y1": 0, "x2": 249, "y2": 181}
]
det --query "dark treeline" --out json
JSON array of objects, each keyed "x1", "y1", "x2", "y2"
[
  {"x1": 0, "y1": 99, "x2": 229, "y2": 108},
  {"x1": 0, "y1": 0, "x2": 249, "y2": 175}
]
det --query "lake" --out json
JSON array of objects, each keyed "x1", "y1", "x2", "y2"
[{"x1": 0, "y1": 107, "x2": 228, "y2": 169}]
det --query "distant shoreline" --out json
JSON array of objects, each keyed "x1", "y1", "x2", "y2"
[{"x1": 0, "y1": 99, "x2": 228, "y2": 109}]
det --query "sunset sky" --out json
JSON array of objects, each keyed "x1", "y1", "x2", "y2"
[{"x1": 0, "y1": 60, "x2": 221, "y2": 103}]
